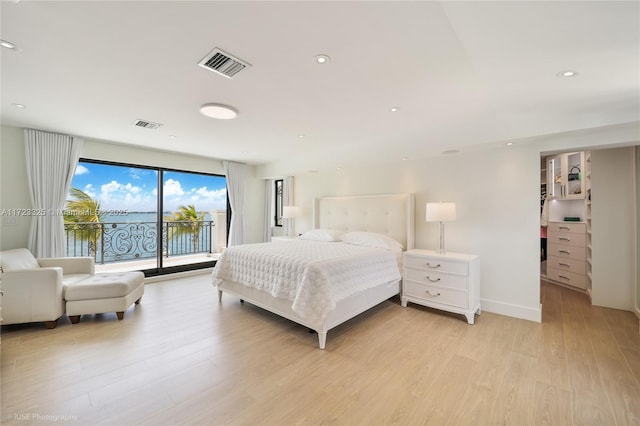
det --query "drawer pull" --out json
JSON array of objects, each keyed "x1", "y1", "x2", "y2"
[
  {"x1": 559, "y1": 263, "x2": 571, "y2": 267},
  {"x1": 559, "y1": 237, "x2": 571, "y2": 241},
  {"x1": 425, "y1": 290, "x2": 441, "y2": 297},
  {"x1": 425, "y1": 262, "x2": 441, "y2": 269},
  {"x1": 558, "y1": 275, "x2": 570, "y2": 280},
  {"x1": 559, "y1": 226, "x2": 571, "y2": 230},
  {"x1": 426, "y1": 276, "x2": 441, "y2": 283},
  {"x1": 559, "y1": 250, "x2": 571, "y2": 254}
]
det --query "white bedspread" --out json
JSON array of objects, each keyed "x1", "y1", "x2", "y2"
[{"x1": 211, "y1": 240, "x2": 401, "y2": 324}]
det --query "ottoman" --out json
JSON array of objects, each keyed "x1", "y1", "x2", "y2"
[{"x1": 64, "y1": 271, "x2": 145, "y2": 324}]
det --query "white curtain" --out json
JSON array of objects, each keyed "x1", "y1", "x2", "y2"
[
  {"x1": 24, "y1": 129, "x2": 83, "y2": 258},
  {"x1": 223, "y1": 160, "x2": 247, "y2": 247},
  {"x1": 263, "y1": 179, "x2": 273, "y2": 242},
  {"x1": 282, "y1": 176, "x2": 294, "y2": 237}
]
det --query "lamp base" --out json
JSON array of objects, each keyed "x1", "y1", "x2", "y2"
[{"x1": 438, "y1": 221, "x2": 446, "y2": 254}]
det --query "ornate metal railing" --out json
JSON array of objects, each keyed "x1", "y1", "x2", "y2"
[{"x1": 64, "y1": 221, "x2": 214, "y2": 264}]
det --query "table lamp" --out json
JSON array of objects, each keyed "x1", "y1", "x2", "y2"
[{"x1": 426, "y1": 202, "x2": 456, "y2": 254}]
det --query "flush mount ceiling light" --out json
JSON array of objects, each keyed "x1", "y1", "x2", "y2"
[
  {"x1": 557, "y1": 70, "x2": 578, "y2": 77},
  {"x1": 315, "y1": 54, "x2": 330, "y2": 64},
  {"x1": 199, "y1": 103, "x2": 238, "y2": 120},
  {"x1": 11, "y1": 103, "x2": 25, "y2": 109},
  {"x1": 0, "y1": 39, "x2": 17, "y2": 50}
]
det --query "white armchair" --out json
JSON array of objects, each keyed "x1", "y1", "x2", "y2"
[{"x1": 0, "y1": 248, "x2": 94, "y2": 329}]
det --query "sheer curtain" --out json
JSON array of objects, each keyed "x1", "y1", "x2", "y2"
[
  {"x1": 24, "y1": 129, "x2": 83, "y2": 257},
  {"x1": 263, "y1": 179, "x2": 273, "y2": 242},
  {"x1": 282, "y1": 176, "x2": 294, "y2": 237},
  {"x1": 223, "y1": 160, "x2": 247, "y2": 247}
]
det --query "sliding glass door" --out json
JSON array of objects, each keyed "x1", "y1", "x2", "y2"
[{"x1": 65, "y1": 159, "x2": 226, "y2": 275}]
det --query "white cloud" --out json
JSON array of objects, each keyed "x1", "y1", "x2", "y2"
[
  {"x1": 75, "y1": 164, "x2": 89, "y2": 175},
  {"x1": 123, "y1": 183, "x2": 142, "y2": 194},
  {"x1": 83, "y1": 184, "x2": 96, "y2": 198},
  {"x1": 101, "y1": 180, "x2": 121, "y2": 193},
  {"x1": 195, "y1": 187, "x2": 227, "y2": 199},
  {"x1": 163, "y1": 179, "x2": 184, "y2": 196}
]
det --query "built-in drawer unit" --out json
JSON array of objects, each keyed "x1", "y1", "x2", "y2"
[
  {"x1": 401, "y1": 249, "x2": 480, "y2": 325},
  {"x1": 546, "y1": 221, "x2": 587, "y2": 291}
]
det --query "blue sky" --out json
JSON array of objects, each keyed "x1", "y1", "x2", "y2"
[{"x1": 71, "y1": 162, "x2": 227, "y2": 212}]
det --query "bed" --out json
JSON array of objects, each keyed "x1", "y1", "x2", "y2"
[{"x1": 212, "y1": 193, "x2": 415, "y2": 349}]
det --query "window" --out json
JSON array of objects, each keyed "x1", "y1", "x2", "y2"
[
  {"x1": 65, "y1": 159, "x2": 227, "y2": 276},
  {"x1": 275, "y1": 179, "x2": 283, "y2": 227}
]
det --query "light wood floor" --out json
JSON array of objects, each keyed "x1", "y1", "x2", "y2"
[{"x1": 1, "y1": 275, "x2": 639, "y2": 426}]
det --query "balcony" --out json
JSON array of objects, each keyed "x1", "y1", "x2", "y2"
[{"x1": 64, "y1": 220, "x2": 224, "y2": 273}]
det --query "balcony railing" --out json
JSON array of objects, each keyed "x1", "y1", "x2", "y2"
[{"x1": 64, "y1": 221, "x2": 215, "y2": 264}]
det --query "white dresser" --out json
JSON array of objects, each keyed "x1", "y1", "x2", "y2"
[
  {"x1": 546, "y1": 221, "x2": 587, "y2": 290},
  {"x1": 401, "y1": 249, "x2": 480, "y2": 324}
]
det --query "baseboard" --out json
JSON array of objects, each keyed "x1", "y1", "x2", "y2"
[
  {"x1": 145, "y1": 268, "x2": 213, "y2": 284},
  {"x1": 480, "y1": 298, "x2": 542, "y2": 323}
]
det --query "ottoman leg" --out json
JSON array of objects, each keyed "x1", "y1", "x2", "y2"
[
  {"x1": 135, "y1": 296, "x2": 142, "y2": 304},
  {"x1": 45, "y1": 320, "x2": 58, "y2": 329},
  {"x1": 69, "y1": 315, "x2": 80, "y2": 324},
  {"x1": 116, "y1": 311, "x2": 124, "y2": 320}
]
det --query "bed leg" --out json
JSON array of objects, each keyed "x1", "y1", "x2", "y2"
[
  {"x1": 318, "y1": 331, "x2": 327, "y2": 350},
  {"x1": 218, "y1": 289, "x2": 223, "y2": 303}
]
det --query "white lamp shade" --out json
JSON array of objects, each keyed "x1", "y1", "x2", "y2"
[
  {"x1": 282, "y1": 206, "x2": 301, "y2": 218},
  {"x1": 426, "y1": 202, "x2": 456, "y2": 222}
]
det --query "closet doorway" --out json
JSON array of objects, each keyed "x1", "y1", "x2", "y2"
[{"x1": 539, "y1": 151, "x2": 591, "y2": 296}]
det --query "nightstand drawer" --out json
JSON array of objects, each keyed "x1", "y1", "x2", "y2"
[
  {"x1": 403, "y1": 255, "x2": 468, "y2": 275},
  {"x1": 404, "y1": 281, "x2": 468, "y2": 309},
  {"x1": 403, "y1": 267, "x2": 467, "y2": 291}
]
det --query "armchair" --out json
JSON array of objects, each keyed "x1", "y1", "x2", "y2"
[{"x1": 0, "y1": 248, "x2": 94, "y2": 329}]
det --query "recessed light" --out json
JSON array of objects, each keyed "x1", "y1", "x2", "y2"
[
  {"x1": 0, "y1": 40, "x2": 17, "y2": 50},
  {"x1": 401, "y1": 157, "x2": 409, "y2": 161},
  {"x1": 315, "y1": 54, "x2": 330, "y2": 64},
  {"x1": 298, "y1": 134, "x2": 305, "y2": 139},
  {"x1": 557, "y1": 70, "x2": 578, "y2": 77},
  {"x1": 199, "y1": 103, "x2": 238, "y2": 120},
  {"x1": 11, "y1": 103, "x2": 25, "y2": 109},
  {"x1": 168, "y1": 135, "x2": 177, "y2": 139},
  {"x1": 506, "y1": 142, "x2": 514, "y2": 146},
  {"x1": 390, "y1": 107, "x2": 400, "y2": 112}
]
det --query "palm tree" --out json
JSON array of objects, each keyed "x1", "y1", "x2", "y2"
[
  {"x1": 164, "y1": 205, "x2": 206, "y2": 254},
  {"x1": 64, "y1": 187, "x2": 104, "y2": 255}
]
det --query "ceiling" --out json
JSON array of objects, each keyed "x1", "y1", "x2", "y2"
[{"x1": 1, "y1": 1, "x2": 638, "y2": 175}]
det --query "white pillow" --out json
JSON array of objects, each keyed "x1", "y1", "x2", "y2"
[
  {"x1": 298, "y1": 228, "x2": 343, "y2": 242},
  {"x1": 340, "y1": 231, "x2": 404, "y2": 252}
]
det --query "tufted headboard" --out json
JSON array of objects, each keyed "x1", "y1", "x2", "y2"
[{"x1": 313, "y1": 193, "x2": 415, "y2": 250}]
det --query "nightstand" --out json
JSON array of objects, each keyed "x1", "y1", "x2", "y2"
[{"x1": 401, "y1": 249, "x2": 480, "y2": 324}]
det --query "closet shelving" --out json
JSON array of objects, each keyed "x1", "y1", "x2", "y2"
[{"x1": 585, "y1": 151, "x2": 592, "y2": 297}]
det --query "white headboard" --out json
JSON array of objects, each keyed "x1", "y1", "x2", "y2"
[{"x1": 313, "y1": 193, "x2": 415, "y2": 250}]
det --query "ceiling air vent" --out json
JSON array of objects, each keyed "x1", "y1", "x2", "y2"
[
  {"x1": 198, "y1": 47, "x2": 251, "y2": 79},
  {"x1": 132, "y1": 119, "x2": 162, "y2": 130}
]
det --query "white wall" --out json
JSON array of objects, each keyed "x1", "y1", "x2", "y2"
[
  {"x1": 636, "y1": 147, "x2": 640, "y2": 320},
  {"x1": 0, "y1": 126, "x2": 31, "y2": 249},
  {"x1": 0, "y1": 125, "x2": 265, "y2": 250}
]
